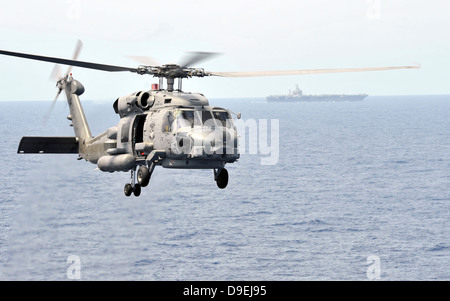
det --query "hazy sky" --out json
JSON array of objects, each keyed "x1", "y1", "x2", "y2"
[{"x1": 0, "y1": 0, "x2": 449, "y2": 100}]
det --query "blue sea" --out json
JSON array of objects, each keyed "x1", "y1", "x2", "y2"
[{"x1": 0, "y1": 95, "x2": 449, "y2": 280}]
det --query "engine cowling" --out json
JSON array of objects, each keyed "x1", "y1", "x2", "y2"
[
  {"x1": 134, "y1": 91, "x2": 153, "y2": 110},
  {"x1": 113, "y1": 91, "x2": 154, "y2": 117}
]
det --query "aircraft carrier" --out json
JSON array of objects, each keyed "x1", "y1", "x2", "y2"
[{"x1": 266, "y1": 85, "x2": 368, "y2": 102}]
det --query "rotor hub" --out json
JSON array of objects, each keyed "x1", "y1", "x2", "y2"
[{"x1": 136, "y1": 64, "x2": 209, "y2": 79}]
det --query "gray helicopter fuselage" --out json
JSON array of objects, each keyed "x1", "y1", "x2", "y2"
[{"x1": 72, "y1": 82, "x2": 239, "y2": 173}]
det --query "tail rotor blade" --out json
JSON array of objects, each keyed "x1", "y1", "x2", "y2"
[
  {"x1": 49, "y1": 64, "x2": 62, "y2": 81},
  {"x1": 42, "y1": 89, "x2": 62, "y2": 125},
  {"x1": 65, "y1": 39, "x2": 83, "y2": 76}
]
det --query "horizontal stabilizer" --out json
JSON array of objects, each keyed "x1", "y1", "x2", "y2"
[{"x1": 17, "y1": 136, "x2": 79, "y2": 154}]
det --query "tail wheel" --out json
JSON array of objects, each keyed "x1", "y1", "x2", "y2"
[
  {"x1": 137, "y1": 166, "x2": 150, "y2": 187},
  {"x1": 133, "y1": 184, "x2": 141, "y2": 197},
  {"x1": 124, "y1": 183, "x2": 133, "y2": 197},
  {"x1": 215, "y1": 168, "x2": 228, "y2": 189}
]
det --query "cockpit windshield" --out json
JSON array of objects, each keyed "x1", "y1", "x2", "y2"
[
  {"x1": 174, "y1": 109, "x2": 234, "y2": 130},
  {"x1": 201, "y1": 110, "x2": 214, "y2": 125}
]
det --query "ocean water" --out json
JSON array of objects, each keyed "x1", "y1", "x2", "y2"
[{"x1": 0, "y1": 95, "x2": 449, "y2": 280}]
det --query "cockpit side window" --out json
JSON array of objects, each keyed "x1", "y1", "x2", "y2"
[{"x1": 212, "y1": 110, "x2": 231, "y2": 127}]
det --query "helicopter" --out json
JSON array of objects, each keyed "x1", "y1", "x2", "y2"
[{"x1": 0, "y1": 41, "x2": 419, "y2": 197}]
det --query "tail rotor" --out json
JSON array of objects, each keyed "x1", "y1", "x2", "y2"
[{"x1": 43, "y1": 40, "x2": 83, "y2": 125}]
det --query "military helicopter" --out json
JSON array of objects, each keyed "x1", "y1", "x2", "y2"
[{"x1": 0, "y1": 41, "x2": 419, "y2": 197}]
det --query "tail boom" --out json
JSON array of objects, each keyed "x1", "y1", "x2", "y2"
[{"x1": 63, "y1": 77, "x2": 92, "y2": 141}]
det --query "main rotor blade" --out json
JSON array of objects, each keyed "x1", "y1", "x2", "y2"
[
  {"x1": 0, "y1": 49, "x2": 138, "y2": 73},
  {"x1": 208, "y1": 65, "x2": 420, "y2": 77},
  {"x1": 127, "y1": 55, "x2": 159, "y2": 66},
  {"x1": 179, "y1": 51, "x2": 221, "y2": 68}
]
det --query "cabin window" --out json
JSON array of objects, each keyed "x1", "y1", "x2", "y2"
[
  {"x1": 133, "y1": 114, "x2": 147, "y2": 143},
  {"x1": 176, "y1": 110, "x2": 195, "y2": 128},
  {"x1": 121, "y1": 122, "x2": 130, "y2": 143}
]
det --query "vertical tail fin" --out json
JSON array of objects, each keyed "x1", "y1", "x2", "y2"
[{"x1": 63, "y1": 76, "x2": 92, "y2": 141}]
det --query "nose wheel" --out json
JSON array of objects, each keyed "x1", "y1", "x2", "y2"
[{"x1": 214, "y1": 168, "x2": 228, "y2": 189}]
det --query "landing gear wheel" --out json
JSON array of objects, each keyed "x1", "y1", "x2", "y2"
[
  {"x1": 215, "y1": 168, "x2": 228, "y2": 189},
  {"x1": 137, "y1": 166, "x2": 150, "y2": 187},
  {"x1": 124, "y1": 183, "x2": 133, "y2": 197},
  {"x1": 133, "y1": 184, "x2": 141, "y2": 197}
]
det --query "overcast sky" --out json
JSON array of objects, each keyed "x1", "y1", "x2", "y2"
[{"x1": 0, "y1": 0, "x2": 449, "y2": 101}]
